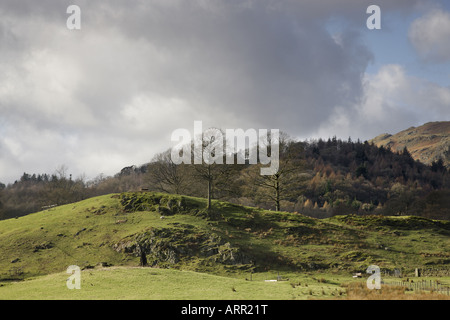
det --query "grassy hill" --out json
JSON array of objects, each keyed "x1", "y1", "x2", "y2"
[
  {"x1": 0, "y1": 192, "x2": 449, "y2": 299},
  {"x1": 370, "y1": 121, "x2": 450, "y2": 167}
]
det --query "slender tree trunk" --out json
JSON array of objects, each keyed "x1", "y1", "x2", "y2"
[
  {"x1": 207, "y1": 178, "x2": 212, "y2": 209},
  {"x1": 275, "y1": 179, "x2": 280, "y2": 211}
]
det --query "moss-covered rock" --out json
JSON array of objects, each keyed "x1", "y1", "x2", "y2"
[
  {"x1": 119, "y1": 192, "x2": 195, "y2": 215},
  {"x1": 113, "y1": 226, "x2": 252, "y2": 269}
]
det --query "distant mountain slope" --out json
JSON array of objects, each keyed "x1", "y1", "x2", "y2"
[{"x1": 370, "y1": 121, "x2": 450, "y2": 167}]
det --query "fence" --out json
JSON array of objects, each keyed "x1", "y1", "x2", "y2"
[{"x1": 386, "y1": 279, "x2": 450, "y2": 296}]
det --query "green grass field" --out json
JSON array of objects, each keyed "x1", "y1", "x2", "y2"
[
  {"x1": 0, "y1": 192, "x2": 449, "y2": 299},
  {"x1": 1, "y1": 266, "x2": 449, "y2": 300},
  {"x1": 0, "y1": 267, "x2": 352, "y2": 300}
]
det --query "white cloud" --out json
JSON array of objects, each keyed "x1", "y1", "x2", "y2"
[
  {"x1": 313, "y1": 64, "x2": 450, "y2": 141},
  {"x1": 409, "y1": 8, "x2": 450, "y2": 63}
]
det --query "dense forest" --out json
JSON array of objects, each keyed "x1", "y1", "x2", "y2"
[{"x1": 1, "y1": 136, "x2": 449, "y2": 221}]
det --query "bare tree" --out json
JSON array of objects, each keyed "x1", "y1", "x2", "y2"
[
  {"x1": 191, "y1": 128, "x2": 235, "y2": 210},
  {"x1": 250, "y1": 132, "x2": 304, "y2": 211},
  {"x1": 147, "y1": 149, "x2": 188, "y2": 195}
]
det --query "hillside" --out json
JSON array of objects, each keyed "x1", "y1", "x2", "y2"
[
  {"x1": 370, "y1": 121, "x2": 450, "y2": 167},
  {"x1": 1, "y1": 192, "x2": 449, "y2": 284},
  {"x1": 2, "y1": 132, "x2": 450, "y2": 222}
]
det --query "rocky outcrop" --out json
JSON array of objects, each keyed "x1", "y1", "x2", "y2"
[
  {"x1": 119, "y1": 192, "x2": 204, "y2": 216},
  {"x1": 113, "y1": 225, "x2": 251, "y2": 267}
]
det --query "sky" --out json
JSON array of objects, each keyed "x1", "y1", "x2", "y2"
[{"x1": 0, "y1": 0, "x2": 449, "y2": 184}]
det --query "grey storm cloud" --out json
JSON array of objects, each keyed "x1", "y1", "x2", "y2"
[
  {"x1": 78, "y1": 0, "x2": 376, "y2": 132},
  {"x1": 0, "y1": 0, "x2": 447, "y2": 183}
]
